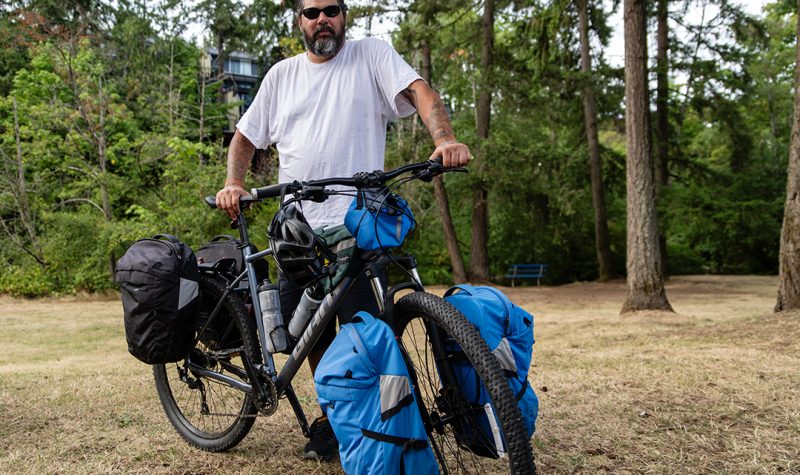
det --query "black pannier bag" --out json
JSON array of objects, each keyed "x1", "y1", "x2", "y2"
[
  {"x1": 115, "y1": 234, "x2": 199, "y2": 364},
  {"x1": 195, "y1": 235, "x2": 268, "y2": 281}
]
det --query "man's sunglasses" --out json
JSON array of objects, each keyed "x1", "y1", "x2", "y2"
[{"x1": 301, "y1": 6, "x2": 344, "y2": 20}]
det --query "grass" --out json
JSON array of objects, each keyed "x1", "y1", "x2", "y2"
[{"x1": 0, "y1": 275, "x2": 798, "y2": 474}]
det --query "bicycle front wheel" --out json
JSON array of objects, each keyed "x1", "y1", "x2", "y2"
[
  {"x1": 393, "y1": 292, "x2": 536, "y2": 474},
  {"x1": 152, "y1": 274, "x2": 261, "y2": 452}
]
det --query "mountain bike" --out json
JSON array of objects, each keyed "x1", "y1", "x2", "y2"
[{"x1": 151, "y1": 159, "x2": 536, "y2": 474}]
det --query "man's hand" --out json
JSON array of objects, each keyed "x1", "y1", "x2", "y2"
[
  {"x1": 401, "y1": 80, "x2": 473, "y2": 168},
  {"x1": 215, "y1": 183, "x2": 251, "y2": 221},
  {"x1": 430, "y1": 140, "x2": 472, "y2": 168}
]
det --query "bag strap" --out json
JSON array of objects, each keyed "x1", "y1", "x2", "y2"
[
  {"x1": 360, "y1": 429, "x2": 428, "y2": 451},
  {"x1": 209, "y1": 234, "x2": 237, "y2": 242},
  {"x1": 481, "y1": 286, "x2": 515, "y2": 333},
  {"x1": 443, "y1": 284, "x2": 475, "y2": 299},
  {"x1": 380, "y1": 393, "x2": 415, "y2": 421},
  {"x1": 356, "y1": 189, "x2": 364, "y2": 210},
  {"x1": 445, "y1": 285, "x2": 513, "y2": 333},
  {"x1": 515, "y1": 381, "x2": 529, "y2": 402},
  {"x1": 153, "y1": 234, "x2": 180, "y2": 244}
]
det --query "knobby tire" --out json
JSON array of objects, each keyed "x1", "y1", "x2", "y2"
[
  {"x1": 152, "y1": 273, "x2": 261, "y2": 452},
  {"x1": 393, "y1": 291, "x2": 536, "y2": 475}
]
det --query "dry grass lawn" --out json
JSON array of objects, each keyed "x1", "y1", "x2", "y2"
[{"x1": 1, "y1": 275, "x2": 798, "y2": 474}]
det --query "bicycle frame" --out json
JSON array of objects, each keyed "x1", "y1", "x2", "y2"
[
  {"x1": 190, "y1": 207, "x2": 438, "y2": 437},
  {"x1": 187, "y1": 159, "x2": 467, "y2": 439}
]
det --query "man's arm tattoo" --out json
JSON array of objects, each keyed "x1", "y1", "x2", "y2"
[{"x1": 426, "y1": 99, "x2": 454, "y2": 142}]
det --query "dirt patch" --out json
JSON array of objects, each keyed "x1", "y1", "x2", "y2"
[{"x1": 0, "y1": 275, "x2": 797, "y2": 474}]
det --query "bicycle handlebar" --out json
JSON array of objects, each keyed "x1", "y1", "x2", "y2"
[{"x1": 205, "y1": 158, "x2": 462, "y2": 209}]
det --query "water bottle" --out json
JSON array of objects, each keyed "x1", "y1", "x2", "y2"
[
  {"x1": 288, "y1": 285, "x2": 324, "y2": 339},
  {"x1": 257, "y1": 281, "x2": 288, "y2": 353}
]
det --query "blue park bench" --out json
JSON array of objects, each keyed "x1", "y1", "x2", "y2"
[{"x1": 506, "y1": 263, "x2": 547, "y2": 287}]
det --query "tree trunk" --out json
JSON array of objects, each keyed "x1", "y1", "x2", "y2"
[
  {"x1": 168, "y1": 40, "x2": 176, "y2": 136},
  {"x1": 10, "y1": 96, "x2": 46, "y2": 266},
  {"x1": 95, "y1": 77, "x2": 116, "y2": 278},
  {"x1": 577, "y1": 0, "x2": 615, "y2": 281},
  {"x1": 216, "y1": 34, "x2": 226, "y2": 103},
  {"x1": 470, "y1": 0, "x2": 493, "y2": 283},
  {"x1": 775, "y1": 1, "x2": 800, "y2": 312},
  {"x1": 199, "y1": 65, "x2": 207, "y2": 147},
  {"x1": 621, "y1": 0, "x2": 673, "y2": 314},
  {"x1": 420, "y1": 38, "x2": 468, "y2": 284},
  {"x1": 655, "y1": 0, "x2": 670, "y2": 278}
]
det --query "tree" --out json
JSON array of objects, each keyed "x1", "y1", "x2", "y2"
[
  {"x1": 421, "y1": 37, "x2": 469, "y2": 284},
  {"x1": 396, "y1": 0, "x2": 468, "y2": 284},
  {"x1": 470, "y1": 0, "x2": 494, "y2": 283},
  {"x1": 654, "y1": 0, "x2": 669, "y2": 277},
  {"x1": 775, "y1": 0, "x2": 800, "y2": 312},
  {"x1": 0, "y1": 96, "x2": 45, "y2": 266},
  {"x1": 577, "y1": 0, "x2": 615, "y2": 281},
  {"x1": 620, "y1": 0, "x2": 672, "y2": 313}
]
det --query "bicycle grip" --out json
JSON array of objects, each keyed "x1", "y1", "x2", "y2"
[
  {"x1": 251, "y1": 183, "x2": 286, "y2": 200},
  {"x1": 204, "y1": 195, "x2": 256, "y2": 209}
]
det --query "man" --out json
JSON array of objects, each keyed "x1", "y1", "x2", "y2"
[{"x1": 215, "y1": 0, "x2": 471, "y2": 461}]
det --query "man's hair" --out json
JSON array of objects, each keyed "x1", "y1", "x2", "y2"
[{"x1": 295, "y1": 1, "x2": 348, "y2": 16}]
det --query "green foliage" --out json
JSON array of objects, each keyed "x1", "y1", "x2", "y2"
[
  {"x1": 0, "y1": 0, "x2": 795, "y2": 295},
  {"x1": 662, "y1": 178, "x2": 783, "y2": 274}
]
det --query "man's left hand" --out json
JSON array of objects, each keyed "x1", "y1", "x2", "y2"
[{"x1": 430, "y1": 141, "x2": 472, "y2": 168}]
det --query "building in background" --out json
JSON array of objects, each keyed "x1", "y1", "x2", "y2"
[{"x1": 201, "y1": 48, "x2": 263, "y2": 143}]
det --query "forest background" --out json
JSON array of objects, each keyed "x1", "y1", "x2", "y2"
[{"x1": 0, "y1": 0, "x2": 795, "y2": 297}]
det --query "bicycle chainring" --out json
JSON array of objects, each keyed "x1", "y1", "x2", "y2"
[{"x1": 256, "y1": 376, "x2": 279, "y2": 416}]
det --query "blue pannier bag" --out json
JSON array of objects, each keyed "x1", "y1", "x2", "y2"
[
  {"x1": 443, "y1": 285, "x2": 538, "y2": 458},
  {"x1": 344, "y1": 189, "x2": 415, "y2": 251},
  {"x1": 314, "y1": 311, "x2": 438, "y2": 475}
]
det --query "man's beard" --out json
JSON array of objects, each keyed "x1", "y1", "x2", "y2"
[{"x1": 303, "y1": 25, "x2": 344, "y2": 58}]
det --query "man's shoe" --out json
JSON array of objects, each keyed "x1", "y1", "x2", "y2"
[{"x1": 303, "y1": 416, "x2": 338, "y2": 461}]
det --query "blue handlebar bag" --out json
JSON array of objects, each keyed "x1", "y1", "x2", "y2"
[{"x1": 344, "y1": 189, "x2": 415, "y2": 251}]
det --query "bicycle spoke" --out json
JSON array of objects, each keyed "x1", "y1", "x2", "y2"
[
  {"x1": 153, "y1": 274, "x2": 262, "y2": 453},
  {"x1": 398, "y1": 310, "x2": 518, "y2": 474}
]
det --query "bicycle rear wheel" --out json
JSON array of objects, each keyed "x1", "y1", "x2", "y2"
[
  {"x1": 152, "y1": 274, "x2": 261, "y2": 452},
  {"x1": 393, "y1": 292, "x2": 536, "y2": 474}
]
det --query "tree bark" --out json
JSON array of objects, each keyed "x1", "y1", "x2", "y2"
[
  {"x1": 775, "y1": 0, "x2": 800, "y2": 312},
  {"x1": 577, "y1": 0, "x2": 615, "y2": 281},
  {"x1": 420, "y1": 37, "x2": 468, "y2": 284},
  {"x1": 10, "y1": 96, "x2": 46, "y2": 266},
  {"x1": 470, "y1": 0, "x2": 493, "y2": 283},
  {"x1": 621, "y1": 0, "x2": 673, "y2": 314},
  {"x1": 655, "y1": 0, "x2": 670, "y2": 278},
  {"x1": 216, "y1": 33, "x2": 226, "y2": 103}
]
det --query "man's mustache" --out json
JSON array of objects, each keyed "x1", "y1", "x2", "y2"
[{"x1": 313, "y1": 25, "x2": 336, "y2": 39}]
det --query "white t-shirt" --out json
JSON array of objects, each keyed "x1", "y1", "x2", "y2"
[{"x1": 237, "y1": 37, "x2": 422, "y2": 229}]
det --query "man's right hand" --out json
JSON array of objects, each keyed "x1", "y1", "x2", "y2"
[{"x1": 215, "y1": 183, "x2": 251, "y2": 221}]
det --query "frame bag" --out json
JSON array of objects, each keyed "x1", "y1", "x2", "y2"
[
  {"x1": 115, "y1": 234, "x2": 199, "y2": 364},
  {"x1": 443, "y1": 285, "x2": 539, "y2": 458},
  {"x1": 315, "y1": 312, "x2": 438, "y2": 475}
]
